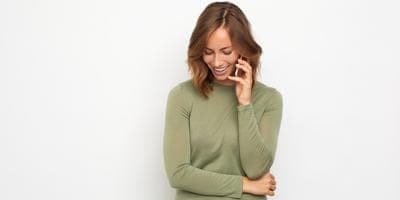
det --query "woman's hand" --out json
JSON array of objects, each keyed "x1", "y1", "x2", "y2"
[
  {"x1": 227, "y1": 58, "x2": 253, "y2": 106},
  {"x1": 242, "y1": 172, "x2": 277, "y2": 196}
]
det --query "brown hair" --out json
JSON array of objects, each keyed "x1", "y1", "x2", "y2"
[{"x1": 187, "y1": 1, "x2": 262, "y2": 99}]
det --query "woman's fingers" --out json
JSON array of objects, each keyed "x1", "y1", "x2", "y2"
[
  {"x1": 267, "y1": 190, "x2": 275, "y2": 196},
  {"x1": 235, "y1": 63, "x2": 250, "y2": 74},
  {"x1": 236, "y1": 59, "x2": 252, "y2": 80},
  {"x1": 267, "y1": 183, "x2": 276, "y2": 196},
  {"x1": 227, "y1": 75, "x2": 246, "y2": 85},
  {"x1": 227, "y1": 76, "x2": 251, "y2": 89},
  {"x1": 265, "y1": 172, "x2": 277, "y2": 194},
  {"x1": 238, "y1": 59, "x2": 252, "y2": 78},
  {"x1": 269, "y1": 185, "x2": 276, "y2": 191},
  {"x1": 238, "y1": 58, "x2": 252, "y2": 71},
  {"x1": 268, "y1": 172, "x2": 275, "y2": 179}
]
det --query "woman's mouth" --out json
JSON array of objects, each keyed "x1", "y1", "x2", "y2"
[{"x1": 213, "y1": 66, "x2": 229, "y2": 76}]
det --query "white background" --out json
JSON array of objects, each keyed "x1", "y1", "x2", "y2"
[{"x1": 1, "y1": 0, "x2": 399, "y2": 200}]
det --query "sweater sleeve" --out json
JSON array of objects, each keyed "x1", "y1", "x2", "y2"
[
  {"x1": 237, "y1": 89, "x2": 283, "y2": 180},
  {"x1": 163, "y1": 84, "x2": 243, "y2": 198}
]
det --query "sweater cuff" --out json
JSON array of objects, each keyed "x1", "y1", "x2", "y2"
[{"x1": 231, "y1": 175, "x2": 243, "y2": 199}]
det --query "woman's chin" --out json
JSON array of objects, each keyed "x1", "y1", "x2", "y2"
[
  {"x1": 213, "y1": 70, "x2": 236, "y2": 85},
  {"x1": 214, "y1": 75, "x2": 228, "y2": 80}
]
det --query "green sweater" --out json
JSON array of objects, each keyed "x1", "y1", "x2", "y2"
[{"x1": 163, "y1": 79, "x2": 283, "y2": 200}]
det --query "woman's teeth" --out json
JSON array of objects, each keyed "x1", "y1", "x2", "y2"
[
  {"x1": 215, "y1": 66, "x2": 227, "y2": 72},
  {"x1": 214, "y1": 67, "x2": 228, "y2": 76},
  {"x1": 214, "y1": 66, "x2": 229, "y2": 76}
]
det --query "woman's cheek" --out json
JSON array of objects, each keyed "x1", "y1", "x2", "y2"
[
  {"x1": 202, "y1": 55, "x2": 212, "y2": 64},
  {"x1": 226, "y1": 56, "x2": 237, "y2": 64}
]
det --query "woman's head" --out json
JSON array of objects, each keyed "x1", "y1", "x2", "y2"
[{"x1": 187, "y1": 1, "x2": 262, "y2": 99}]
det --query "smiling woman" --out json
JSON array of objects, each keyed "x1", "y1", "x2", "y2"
[
  {"x1": 202, "y1": 28, "x2": 239, "y2": 86},
  {"x1": 187, "y1": 1, "x2": 263, "y2": 99},
  {"x1": 163, "y1": 1, "x2": 283, "y2": 200}
]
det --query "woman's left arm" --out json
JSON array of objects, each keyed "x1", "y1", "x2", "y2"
[
  {"x1": 237, "y1": 89, "x2": 283, "y2": 180},
  {"x1": 228, "y1": 58, "x2": 283, "y2": 180}
]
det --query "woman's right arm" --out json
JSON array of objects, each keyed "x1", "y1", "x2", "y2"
[{"x1": 163, "y1": 84, "x2": 243, "y2": 199}]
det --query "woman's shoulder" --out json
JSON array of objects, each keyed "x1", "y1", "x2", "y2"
[
  {"x1": 168, "y1": 79, "x2": 196, "y2": 94},
  {"x1": 253, "y1": 80, "x2": 283, "y2": 102},
  {"x1": 166, "y1": 79, "x2": 197, "y2": 106}
]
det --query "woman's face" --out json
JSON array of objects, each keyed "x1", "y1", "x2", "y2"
[{"x1": 202, "y1": 27, "x2": 240, "y2": 85}]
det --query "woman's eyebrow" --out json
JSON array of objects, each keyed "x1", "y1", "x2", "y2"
[{"x1": 205, "y1": 46, "x2": 232, "y2": 50}]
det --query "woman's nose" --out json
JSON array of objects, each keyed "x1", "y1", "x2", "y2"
[{"x1": 212, "y1": 54, "x2": 224, "y2": 67}]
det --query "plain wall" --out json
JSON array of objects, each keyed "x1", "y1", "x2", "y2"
[{"x1": 1, "y1": 0, "x2": 399, "y2": 199}]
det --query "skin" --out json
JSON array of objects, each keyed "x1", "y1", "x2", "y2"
[
  {"x1": 243, "y1": 172, "x2": 277, "y2": 196},
  {"x1": 202, "y1": 27, "x2": 277, "y2": 196},
  {"x1": 202, "y1": 27, "x2": 252, "y2": 106}
]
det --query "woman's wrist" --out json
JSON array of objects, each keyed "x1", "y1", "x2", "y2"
[{"x1": 239, "y1": 102, "x2": 251, "y2": 106}]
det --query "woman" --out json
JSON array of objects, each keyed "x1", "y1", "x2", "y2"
[{"x1": 163, "y1": 1, "x2": 283, "y2": 199}]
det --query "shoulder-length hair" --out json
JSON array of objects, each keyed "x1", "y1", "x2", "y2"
[{"x1": 187, "y1": 1, "x2": 263, "y2": 99}]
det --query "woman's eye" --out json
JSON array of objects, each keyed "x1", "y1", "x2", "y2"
[
  {"x1": 223, "y1": 51, "x2": 232, "y2": 55},
  {"x1": 204, "y1": 51, "x2": 213, "y2": 55}
]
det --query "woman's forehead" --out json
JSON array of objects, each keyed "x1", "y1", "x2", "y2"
[{"x1": 206, "y1": 28, "x2": 232, "y2": 49}]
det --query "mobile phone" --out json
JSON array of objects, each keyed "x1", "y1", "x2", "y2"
[{"x1": 235, "y1": 55, "x2": 246, "y2": 77}]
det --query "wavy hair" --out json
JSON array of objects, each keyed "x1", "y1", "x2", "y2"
[{"x1": 187, "y1": 1, "x2": 263, "y2": 99}]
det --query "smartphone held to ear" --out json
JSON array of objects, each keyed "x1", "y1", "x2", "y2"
[
  {"x1": 234, "y1": 66, "x2": 239, "y2": 77},
  {"x1": 235, "y1": 55, "x2": 246, "y2": 77}
]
